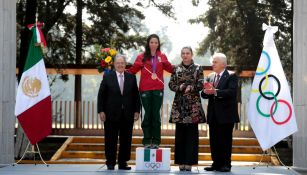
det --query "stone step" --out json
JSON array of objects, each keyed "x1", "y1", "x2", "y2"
[
  {"x1": 71, "y1": 136, "x2": 260, "y2": 146},
  {"x1": 60, "y1": 151, "x2": 271, "y2": 162},
  {"x1": 67, "y1": 143, "x2": 263, "y2": 154},
  {"x1": 51, "y1": 136, "x2": 272, "y2": 164}
]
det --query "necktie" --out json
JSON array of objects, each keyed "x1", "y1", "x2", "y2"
[
  {"x1": 214, "y1": 74, "x2": 220, "y2": 87},
  {"x1": 119, "y1": 74, "x2": 124, "y2": 95}
]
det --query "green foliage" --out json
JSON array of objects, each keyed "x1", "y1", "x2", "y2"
[
  {"x1": 16, "y1": 0, "x2": 174, "y2": 68},
  {"x1": 192, "y1": 0, "x2": 292, "y2": 84}
]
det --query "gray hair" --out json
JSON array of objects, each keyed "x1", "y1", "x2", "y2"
[
  {"x1": 212, "y1": 52, "x2": 227, "y2": 66},
  {"x1": 114, "y1": 54, "x2": 127, "y2": 63}
]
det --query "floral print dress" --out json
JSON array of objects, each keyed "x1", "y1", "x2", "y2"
[{"x1": 169, "y1": 62, "x2": 206, "y2": 124}]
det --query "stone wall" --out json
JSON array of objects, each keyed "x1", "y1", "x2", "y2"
[
  {"x1": 0, "y1": 0, "x2": 17, "y2": 164},
  {"x1": 293, "y1": 0, "x2": 307, "y2": 171}
]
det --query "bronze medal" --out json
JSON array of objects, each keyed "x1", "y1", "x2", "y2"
[{"x1": 151, "y1": 73, "x2": 157, "y2": 80}]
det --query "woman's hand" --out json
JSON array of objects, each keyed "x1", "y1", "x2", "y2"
[
  {"x1": 179, "y1": 83, "x2": 186, "y2": 91},
  {"x1": 185, "y1": 85, "x2": 192, "y2": 93}
]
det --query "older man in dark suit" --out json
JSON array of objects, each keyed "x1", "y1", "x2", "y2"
[
  {"x1": 201, "y1": 53, "x2": 240, "y2": 172},
  {"x1": 98, "y1": 55, "x2": 140, "y2": 170}
]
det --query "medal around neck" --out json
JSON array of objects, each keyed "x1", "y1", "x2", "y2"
[{"x1": 151, "y1": 73, "x2": 157, "y2": 80}]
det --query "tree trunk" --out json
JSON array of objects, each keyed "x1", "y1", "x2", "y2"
[
  {"x1": 75, "y1": 0, "x2": 83, "y2": 128},
  {"x1": 15, "y1": 0, "x2": 37, "y2": 159}
]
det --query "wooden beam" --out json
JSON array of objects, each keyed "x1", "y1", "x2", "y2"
[
  {"x1": 16, "y1": 68, "x2": 256, "y2": 77},
  {"x1": 50, "y1": 137, "x2": 74, "y2": 161}
]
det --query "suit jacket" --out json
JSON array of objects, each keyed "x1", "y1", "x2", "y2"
[
  {"x1": 201, "y1": 70, "x2": 240, "y2": 124},
  {"x1": 97, "y1": 71, "x2": 141, "y2": 122}
]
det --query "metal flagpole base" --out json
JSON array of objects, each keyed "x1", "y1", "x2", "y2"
[
  {"x1": 12, "y1": 142, "x2": 49, "y2": 167},
  {"x1": 253, "y1": 149, "x2": 272, "y2": 169},
  {"x1": 271, "y1": 146, "x2": 291, "y2": 170},
  {"x1": 252, "y1": 146, "x2": 291, "y2": 170}
]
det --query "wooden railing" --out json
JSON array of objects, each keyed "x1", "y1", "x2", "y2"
[{"x1": 51, "y1": 100, "x2": 253, "y2": 137}]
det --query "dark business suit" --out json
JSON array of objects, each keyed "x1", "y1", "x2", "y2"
[
  {"x1": 97, "y1": 71, "x2": 140, "y2": 167},
  {"x1": 201, "y1": 70, "x2": 239, "y2": 169}
]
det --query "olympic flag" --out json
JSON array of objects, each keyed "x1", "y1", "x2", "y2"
[{"x1": 247, "y1": 23, "x2": 298, "y2": 151}]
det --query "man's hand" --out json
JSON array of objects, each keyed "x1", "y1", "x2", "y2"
[
  {"x1": 203, "y1": 82, "x2": 214, "y2": 90},
  {"x1": 203, "y1": 82, "x2": 216, "y2": 95},
  {"x1": 134, "y1": 112, "x2": 140, "y2": 121},
  {"x1": 98, "y1": 112, "x2": 106, "y2": 122},
  {"x1": 203, "y1": 88, "x2": 216, "y2": 95}
]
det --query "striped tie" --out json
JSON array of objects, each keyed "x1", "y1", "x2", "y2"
[
  {"x1": 119, "y1": 74, "x2": 124, "y2": 95},
  {"x1": 214, "y1": 74, "x2": 220, "y2": 87}
]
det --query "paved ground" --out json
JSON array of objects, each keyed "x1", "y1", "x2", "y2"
[{"x1": 0, "y1": 164, "x2": 301, "y2": 175}]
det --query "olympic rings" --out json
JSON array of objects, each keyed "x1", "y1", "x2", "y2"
[
  {"x1": 256, "y1": 91, "x2": 278, "y2": 118},
  {"x1": 253, "y1": 51, "x2": 292, "y2": 126},
  {"x1": 270, "y1": 99, "x2": 292, "y2": 125},
  {"x1": 145, "y1": 162, "x2": 161, "y2": 169},
  {"x1": 259, "y1": 74, "x2": 280, "y2": 100},
  {"x1": 256, "y1": 51, "x2": 271, "y2": 75},
  {"x1": 252, "y1": 68, "x2": 269, "y2": 93}
]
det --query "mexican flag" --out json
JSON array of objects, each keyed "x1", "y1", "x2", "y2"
[
  {"x1": 136, "y1": 147, "x2": 170, "y2": 170},
  {"x1": 144, "y1": 149, "x2": 162, "y2": 163},
  {"x1": 15, "y1": 23, "x2": 51, "y2": 145},
  {"x1": 247, "y1": 24, "x2": 298, "y2": 151}
]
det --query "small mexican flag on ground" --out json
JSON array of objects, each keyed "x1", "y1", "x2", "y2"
[
  {"x1": 144, "y1": 149, "x2": 162, "y2": 162},
  {"x1": 15, "y1": 23, "x2": 51, "y2": 145},
  {"x1": 136, "y1": 147, "x2": 170, "y2": 170}
]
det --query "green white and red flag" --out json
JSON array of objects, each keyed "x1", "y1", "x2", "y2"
[
  {"x1": 15, "y1": 23, "x2": 51, "y2": 145},
  {"x1": 144, "y1": 149, "x2": 162, "y2": 162}
]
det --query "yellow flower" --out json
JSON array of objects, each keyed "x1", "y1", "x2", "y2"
[
  {"x1": 105, "y1": 56, "x2": 112, "y2": 63},
  {"x1": 109, "y1": 49, "x2": 117, "y2": 56}
]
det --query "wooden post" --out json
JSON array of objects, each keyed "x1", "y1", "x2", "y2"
[{"x1": 0, "y1": 0, "x2": 16, "y2": 164}]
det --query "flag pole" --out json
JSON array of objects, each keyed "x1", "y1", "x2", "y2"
[
  {"x1": 251, "y1": 15, "x2": 275, "y2": 169},
  {"x1": 252, "y1": 149, "x2": 273, "y2": 169},
  {"x1": 252, "y1": 146, "x2": 292, "y2": 170},
  {"x1": 35, "y1": 8, "x2": 38, "y2": 25},
  {"x1": 13, "y1": 10, "x2": 50, "y2": 167},
  {"x1": 13, "y1": 142, "x2": 30, "y2": 165},
  {"x1": 12, "y1": 142, "x2": 49, "y2": 166},
  {"x1": 272, "y1": 146, "x2": 290, "y2": 169}
]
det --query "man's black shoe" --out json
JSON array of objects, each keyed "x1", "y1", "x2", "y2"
[
  {"x1": 107, "y1": 165, "x2": 115, "y2": 170},
  {"x1": 118, "y1": 166, "x2": 131, "y2": 170},
  {"x1": 217, "y1": 166, "x2": 231, "y2": 172},
  {"x1": 204, "y1": 166, "x2": 217, "y2": 171}
]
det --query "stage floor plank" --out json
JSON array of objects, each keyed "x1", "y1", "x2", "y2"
[{"x1": 0, "y1": 164, "x2": 300, "y2": 175}]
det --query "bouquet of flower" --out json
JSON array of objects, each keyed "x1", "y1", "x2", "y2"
[{"x1": 95, "y1": 45, "x2": 117, "y2": 73}]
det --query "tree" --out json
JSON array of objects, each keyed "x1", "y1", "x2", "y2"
[
  {"x1": 191, "y1": 0, "x2": 292, "y2": 84},
  {"x1": 16, "y1": 0, "x2": 175, "y2": 131},
  {"x1": 75, "y1": 0, "x2": 83, "y2": 128},
  {"x1": 17, "y1": 0, "x2": 175, "y2": 70}
]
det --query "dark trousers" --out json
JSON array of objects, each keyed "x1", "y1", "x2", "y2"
[
  {"x1": 174, "y1": 123, "x2": 199, "y2": 165},
  {"x1": 140, "y1": 90, "x2": 163, "y2": 145},
  {"x1": 103, "y1": 112, "x2": 134, "y2": 166},
  {"x1": 209, "y1": 120, "x2": 234, "y2": 168}
]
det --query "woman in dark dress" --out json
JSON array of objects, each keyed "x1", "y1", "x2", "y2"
[{"x1": 169, "y1": 46, "x2": 206, "y2": 171}]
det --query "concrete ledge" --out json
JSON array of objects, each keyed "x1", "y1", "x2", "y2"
[{"x1": 292, "y1": 166, "x2": 307, "y2": 172}]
